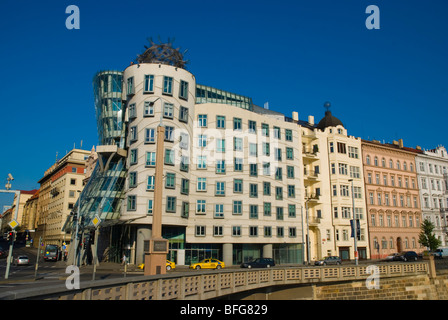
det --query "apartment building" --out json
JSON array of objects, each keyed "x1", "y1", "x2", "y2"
[
  {"x1": 416, "y1": 146, "x2": 448, "y2": 246},
  {"x1": 361, "y1": 139, "x2": 423, "y2": 259},
  {"x1": 34, "y1": 148, "x2": 90, "y2": 247}
]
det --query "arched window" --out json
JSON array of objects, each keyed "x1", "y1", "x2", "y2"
[
  {"x1": 410, "y1": 163, "x2": 414, "y2": 172},
  {"x1": 382, "y1": 158, "x2": 386, "y2": 167},
  {"x1": 374, "y1": 156, "x2": 378, "y2": 166},
  {"x1": 397, "y1": 160, "x2": 401, "y2": 170},
  {"x1": 389, "y1": 159, "x2": 393, "y2": 168},
  {"x1": 403, "y1": 162, "x2": 407, "y2": 171},
  {"x1": 366, "y1": 155, "x2": 371, "y2": 165}
]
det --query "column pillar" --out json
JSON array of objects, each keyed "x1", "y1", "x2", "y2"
[
  {"x1": 223, "y1": 243, "x2": 233, "y2": 267},
  {"x1": 136, "y1": 226, "x2": 151, "y2": 266},
  {"x1": 263, "y1": 244, "x2": 273, "y2": 258}
]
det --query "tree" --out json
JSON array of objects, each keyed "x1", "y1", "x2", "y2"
[{"x1": 418, "y1": 219, "x2": 441, "y2": 251}]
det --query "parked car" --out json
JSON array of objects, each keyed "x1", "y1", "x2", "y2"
[
  {"x1": 385, "y1": 253, "x2": 401, "y2": 261},
  {"x1": 190, "y1": 258, "x2": 225, "y2": 270},
  {"x1": 315, "y1": 256, "x2": 342, "y2": 266},
  {"x1": 433, "y1": 248, "x2": 448, "y2": 259},
  {"x1": 15, "y1": 256, "x2": 30, "y2": 266},
  {"x1": 397, "y1": 251, "x2": 419, "y2": 262},
  {"x1": 240, "y1": 258, "x2": 275, "y2": 269},
  {"x1": 137, "y1": 260, "x2": 176, "y2": 271}
]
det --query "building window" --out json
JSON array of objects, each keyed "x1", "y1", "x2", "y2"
[
  {"x1": 289, "y1": 227, "x2": 297, "y2": 238},
  {"x1": 234, "y1": 179, "x2": 243, "y2": 193},
  {"x1": 127, "y1": 77, "x2": 134, "y2": 95},
  {"x1": 164, "y1": 149, "x2": 174, "y2": 165},
  {"x1": 180, "y1": 156, "x2": 189, "y2": 172},
  {"x1": 127, "y1": 195, "x2": 136, "y2": 211},
  {"x1": 286, "y1": 147, "x2": 293, "y2": 160},
  {"x1": 198, "y1": 114, "x2": 207, "y2": 127},
  {"x1": 217, "y1": 139, "x2": 226, "y2": 153},
  {"x1": 144, "y1": 74, "x2": 154, "y2": 93},
  {"x1": 276, "y1": 187, "x2": 283, "y2": 200},
  {"x1": 181, "y1": 178, "x2": 189, "y2": 195},
  {"x1": 288, "y1": 204, "x2": 296, "y2": 218},
  {"x1": 232, "y1": 226, "x2": 241, "y2": 237},
  {"x1": 348, "y1": 146, "x2": 359, "y2": 158},
  {"x1": 262, "y1": 123, "x2": 269, "y2": 136},
  {"x1": 129, "y1": 172, "x2": 137, "y2": 188},
  {"x1": 147, "y1": 176, "x2": 155, "y2": 191},
  {"x1": 216, "y1": 160, "x2": 226, "y2": 174},
  {"x1": 165, "y1": 173, "x2": 176, "y2": 189},
  {"x1": 179, "y1": 80, "x2": 188, "y2": 100},
  {"x1": 248, "y1": 120, "x2": 257, "y2": 133},
  {"x1": 197, "y1": 200, "x2": 206, "y2": 214},
  {"x1": 214, "y1": 226, "x2": 223, "y2": 236},
  {"x1": 163, "y1": 76, "x2": 173, "y2": 95},
  {"x1": 264, "y1": 226, "x2": 272, "y2": 237},
  {"x1": 195, "y1": 226, "x2": 206, "y2": 237},
  {"x1": 197, "y1": 177, "x2": 207, "y2": 191},
  {"x1": 144, "y1": 101, "x2": 154, "y2": 117},
  {"x1": 129, "y1": 104, "x2": 136, "y2": 119},
  {"x1": 287, "y1": 166, "x2": 294, "y2": 179},
  {"x1": 249, "y1": 226, "x2": 258, "y2": 237},
  {"x1": 263, "y1": 182, "x2": 271, "y2": 196},
  {"x1": 249, "y1": 163, "x2": 258, "y2": 177},
  {"x1": 164, "y1": 126, "x2": 174, "y2": 142},
  {"x1": 215, "y1": 181, "x2": 225, "y2": 196},
  {"x1": 277, "y1": 227, "x2": 284, "y2": 237},
  {"x1": 276, "y1": 207, "x2": 284, "y2": 220},
  {"x1": 216, "y1": 115, "x2": 225, "y2": 128},
  {"x1": 181, "y1": 202, "x2": 189, "y2": 218},
  {"x1": 250, "y1": 205, "x2": 258, "y2": 219},
  {"x1": 130, "y1": 126, "x2": 137, "y2": 141},
  {"x1": 163, "y1": 103, "x2": 174, "y2": 119},
  {"x1": 197, "y1": 155, "x2": 207, "y2": 169},
  {"x1": 234, "y1": 158, "x2": 243, "y2": 171},
  {"x1": 145, "y1": 128, "x2": 155, "y2": 143},
  {"x1": 179, "y1": 106, "x2": 189, "y2": 123},
  {"x1": 234, "y1": 137, "x2": 243, "y2": 151},
  {"x1": 285, "y1": 129, "x2": 292, "y2": 141},
  {"x1": 273, "y1": 126, "x2": 281, "y2": 139},
  {"x1": 249, "y1": 183, "x2": 258, "y2": 197},
  {"x1": 337, "y1": 142, "x2": 346, "y2": 154},
  {"x1": 233, "y1": 118, "x2": 242, "y2": 130},
  {"x1": 148, "y1": 200, "x2": 153, "y2": 215},
  {"x1": 214, "y1": 204, "x2": 224, "y2": 218},
  {"x1": 264, "y1": 202, "x2": 271, "y2": 216},
  {"x1": 233, "y1": 201, "x2": 242, "y2": 215},
  {"x1": 130, "y1": 149, "x2": 138, "y2": 165},
  {"x1": 288, "y1": 185, "x2": 295, "y2": 198}
]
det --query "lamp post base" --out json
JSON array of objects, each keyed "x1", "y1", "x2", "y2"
[{"x1": 143, "y1": 238, "x2": 169, "y2": 276}]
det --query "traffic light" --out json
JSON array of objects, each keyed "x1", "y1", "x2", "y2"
[{"x1": 8, "y1": 232, "x2": 14, "y2": 244}]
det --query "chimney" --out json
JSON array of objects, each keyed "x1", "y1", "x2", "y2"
[
  {"x1": 308, "y1": 115, "x2": 314, "y2": 126},
  {"x1": 399, "y1": 139, "x2": 404, "y2": 148},
  {"x1": 292, "y1": 111, "x2": 299, "y2": 122}
]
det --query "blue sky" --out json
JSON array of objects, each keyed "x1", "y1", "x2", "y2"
[{"x1": 1, "y1": 0, "x2": 447, "y2": 211}]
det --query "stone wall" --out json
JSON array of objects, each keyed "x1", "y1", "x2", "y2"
[{"x1": 314, "y1": 273, "x2": 448, "y2": 300}]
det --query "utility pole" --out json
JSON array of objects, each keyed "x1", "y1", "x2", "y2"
[{"x1": 349, "y1": 179, "x2": 358, "y2": 265}]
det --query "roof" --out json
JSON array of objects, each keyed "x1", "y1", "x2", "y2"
[{"x1": 316, "y1": 110, "x2": 344, "y2": 130}]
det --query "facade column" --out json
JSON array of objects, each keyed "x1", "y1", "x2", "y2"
[
  {"x1": 136, "y1": 226, "x2": 151, "y2": 266},
  {"x1": 263, "y1": 244, "x2": 273, "y2": 258},
  {"x1": 223, "y1": 243, "x2": 233, "y2": 266}
]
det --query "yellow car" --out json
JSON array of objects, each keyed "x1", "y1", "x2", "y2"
[
  {"x1": 138, "y1": 260, "x2": 176, "y2": 271},
  {"x1": 189, "y1": 258, "x2": 225, "y2": 270}
]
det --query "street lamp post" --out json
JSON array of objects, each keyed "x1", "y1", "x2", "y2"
[
  {"x1": 1, "y1": 174, "x2": 21, "y2": 279},
  {"x1": 349, "y1": 179, "x2": 358, "y2": 265},
  {"x1": 144, "y1": 97, "x2": 169, "y2": 276}
]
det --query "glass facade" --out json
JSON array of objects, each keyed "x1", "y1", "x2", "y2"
[
  {"x1": 70, "y1": 71, "x2": 128, "y2": 262},
  {"x1": 196, "y1": 84, "x2": 253, "y2": 111}
]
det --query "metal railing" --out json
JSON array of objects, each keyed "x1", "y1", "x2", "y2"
[{"x1": 0, "y1": 262, "x2": 430, "y2": 300}]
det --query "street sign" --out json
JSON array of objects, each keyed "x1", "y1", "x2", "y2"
[
  {"x1": 8, "y1": 219, "x2": 19, "y2": 229},
  {"x1": 92, "y1": 215, "x2": 101, "y2": 228}
]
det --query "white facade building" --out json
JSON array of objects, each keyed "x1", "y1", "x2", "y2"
[{"x1": 416, "y1": 146, "x2": 448, "y2": 246}]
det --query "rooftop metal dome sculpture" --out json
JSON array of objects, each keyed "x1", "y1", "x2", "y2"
[
  {"x1": 316, "y1": 101, "x2": 344, "y2": 130},
  {"x1": 136, "y1": 37, "x2": 189, "y2": 69}
]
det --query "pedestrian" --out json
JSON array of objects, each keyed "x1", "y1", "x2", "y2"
[{"x1": 122, "y1": 253, "x2": 126, "y2": 265}]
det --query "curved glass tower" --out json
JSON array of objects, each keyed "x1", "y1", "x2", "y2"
[{"x1": 68, "y1": 71, "x2": 128, "y2": 263}]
